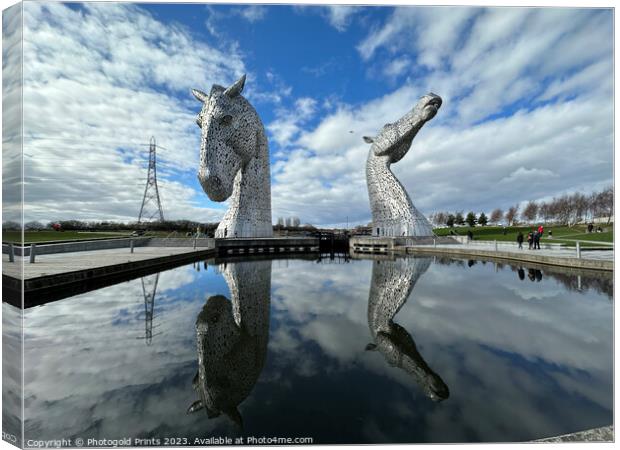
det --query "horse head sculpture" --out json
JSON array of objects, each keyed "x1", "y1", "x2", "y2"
[
  {"x1": 188, "y1": 260, "x2": 271, "y2": 427},
  {"x1": 366, "y1": 256, "x2": 449, "y2": 402},
  {"x1": 364, "y1": 93, "x2": 441, "y2": 237},
  {"x1": 192, "y1": 75, "x2": 273, "y2": 238}
]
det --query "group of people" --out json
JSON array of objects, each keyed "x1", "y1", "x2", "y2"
[
  {"x1": 517, "y1": 267, "x2": 543, "y2": 282},
  {"x1": 517, "y1": 225, "x2": 547, "y2": 250},
  {"x1": 587, "y1": 223, "x2": 604, "y2": 233}
]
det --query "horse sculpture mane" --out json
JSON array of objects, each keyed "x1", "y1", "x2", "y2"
[
  {"x1": 364, "y1": 93, "x2": 442, "y2": 237},
  {"x1": 192, "y1": 75, "x2": 273, "y2": 238}
]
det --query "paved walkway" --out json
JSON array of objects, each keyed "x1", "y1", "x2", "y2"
[
  {"x1": 408, "y1": 241, "x2": 613, "y2": 271},
  {"x1": 556, "y1": 238, "x2": 613, "y2": 246},
  {"x1": 2, "y1": 246, "x2": 213, "y2": 280},
  {"x1": 438, "y1": 241, "x2": 614, "y2": 260}
]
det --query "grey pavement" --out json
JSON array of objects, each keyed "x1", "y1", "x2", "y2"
[{"x1": 2, "y1": 246, "x2": 212, "y2": 280}]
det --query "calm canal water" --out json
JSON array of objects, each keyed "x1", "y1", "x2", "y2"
[{"x1": 6, "y1": 255, "x2": 614, "y2": 444}]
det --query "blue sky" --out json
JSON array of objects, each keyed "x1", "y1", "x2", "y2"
[{"x1": 5, "y1": 2, "x2": 614, "y2": 226}]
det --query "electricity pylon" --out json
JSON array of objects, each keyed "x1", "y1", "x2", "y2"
[
  {"x1": 141, "y1": 273, "x2": 160, "y2": 346},
  {"x1": 138, "y1": 136, "x2": 165, "y2": 223}
]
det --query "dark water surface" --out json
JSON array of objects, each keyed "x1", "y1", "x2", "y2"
[{"x1": 11, "y1": 255, "x2": 613, "y2": 444}]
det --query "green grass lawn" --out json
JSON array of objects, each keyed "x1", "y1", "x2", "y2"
[
  {"x1": 2, "y1": 230, "x2": 133, "y2": 243},
  {"x1": 433, "y1": 224, "x2": 613, "y2": 248},
  {"x1": 2, "y1": 229, "x2": 203, "y2": 243}
]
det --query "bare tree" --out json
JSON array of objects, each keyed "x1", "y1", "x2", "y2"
[
  {"x1": 538, "y1": 202, "x2": 551, "y2": 224},
  {"x1": 455, "y1": 211, "x2": 465, "y2": 225},
  {"x1": 490, "y1": 208, "x2": 503, "y2": 224},
  {"x1": 596, "y1": 186, "x2": 613, "y2": 224},
  {"x1": 571, "y1": 192, "x2": 588, "y2": 224},
  {"x1": 554, "y1": 195, "x2": 573, "y2": 225},
  {"x1": 505, "y1": 205, "x2": 519, "y2": 226},
  {"x1": 521, "y1": 201, "x2": 539, "y2": 223},
  {"x1": 434, "y1": 211, "x2": 447, "y2": 226},
  {"x1": 25, "y1": 221, "x2": 45, "y2": 230},
  {"x1": 586, "y1": 192, "x2": 599, "y2": 222}
]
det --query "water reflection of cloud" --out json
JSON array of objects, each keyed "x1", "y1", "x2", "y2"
[
  {"x1": 22, "y1": 265, "x2": 226, "y2": 441},
  {"x1": 267, "y1": 257, "x2": 612, "y2": 441},
  {"x1": 18, "y1": 256, "x2": 612, "y2": 443}
]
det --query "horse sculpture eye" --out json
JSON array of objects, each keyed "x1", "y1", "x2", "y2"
[{"x1": 220, "y1": 115, "x2": 233, "y2": 126}]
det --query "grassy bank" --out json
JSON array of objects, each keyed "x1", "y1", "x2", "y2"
[
  {"x1": 2, "y1": 231, "x2": 133, "y2": 243},
  {"x1": 433, "y1": 224, "x2": 613, "y2": 248},
  {"x1": 2, "y1": 230, "x2": 207, "y2": 243}
]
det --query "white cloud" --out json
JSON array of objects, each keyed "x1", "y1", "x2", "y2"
[
  {"x1": 539, "y1": 59, "x2": 613, "y2": 102},
  {"x1": 271, "y1": 82, "x2": 612, "y2": 226},
  {"x1": 323, "y1": 6, "x2": 358, "y2": 32},
  {"x1": 358, "y1": 7, "x2": 478, "y2": 64},
  {"x1": 268, "y1": 7, "x2": 612, "y2": 226},
  {"x1": 383, "y1": 57, "x2": 410, "y2": 78},
  {"x1": 11, "y1": 5, "x2": 613, "y2": 228},
  {"x1": 2, "y1": 3, "x2": 23, "y2": 223},
  {"x1": 498, "y1": 167, "x2": 559, "y2": 185},
  {"x1": 267, "y1": 97, "x2": 317, "y2": 148},
  {"x1": 236, "y1": 5, "x2": 267, "y2": 23},
  {"x1": 20, "y1": 2, "x2": 246, "y2": 224}
]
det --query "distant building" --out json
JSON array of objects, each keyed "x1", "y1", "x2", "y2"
[{"x1": 279, "y1": 216, "x2": 301, "y2": 228}]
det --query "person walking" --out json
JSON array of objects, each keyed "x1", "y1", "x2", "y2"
[
  {"x1": 467, "y1": 230, "x2": 473, "y2": 242},
  {"x1": 517, "y1": 231, "x2": 524, "y2": 249},
  {"x1": 527, "y1": 231, "x2": 533, "y2": 249},
  {"x1": 534, "y1": 230, "x2": 541, "y2": 250}
]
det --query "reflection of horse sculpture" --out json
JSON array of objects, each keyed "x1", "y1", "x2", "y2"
[
  {"x1": 363, "y1": 93, "x2": 441, "y2": 237},
  {"x1": 367, "y1": 257, "x2": 449, "y2": 401},
  {"x1": 188, "y1": 260, "x2": 271, "y2": 426},
  {"x1": 192, "y1": 75, "x2": 273, "y2": 238}
]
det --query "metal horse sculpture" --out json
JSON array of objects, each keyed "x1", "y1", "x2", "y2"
[
  {"x1": 366, "y1": 256, "x2": 449, "y2": 402},
  {"x1": 364, "y1": 93, "x2": 442, "y2": 237},
  {"x1": 192, "y1": 75, "x2": 273, "y2": 238},
  {"x1": 188, "y1": 260, "x2": 271, "y2": 427}
]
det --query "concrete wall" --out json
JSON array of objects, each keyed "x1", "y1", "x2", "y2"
[
  {"x1": 146, "y1": 238, "x2": 214, "y2": 248},
  {"x1": 3, "y1": 236, "x2": 314, "y2": 256},
  {"x1": 350, "y1": 235, "x2": 458, "y2": 253},
  {"x1": 3, "y1": 237, "x2": 151, "y2": 256},
  {"x1": 216, "y1": 237, "x2": 318, "y2": 249}
]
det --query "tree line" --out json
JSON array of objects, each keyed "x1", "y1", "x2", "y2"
[
  {"x1": 2, "y1": 219, "x2": 220, "y2": 233},
  {"x1": 2, "y1": 219, "x2": 321, "y2": 235},
  {"x1": 429, "y1": 186, "x2": 613, "y2": 227}
]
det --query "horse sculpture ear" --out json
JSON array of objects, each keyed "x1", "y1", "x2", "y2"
[
  {"x1": 192, "y1": 89, "x2": 209, "y2": 103},
  {"x1": 224, "y1": 74, "x2": 246, "y2": 98}
]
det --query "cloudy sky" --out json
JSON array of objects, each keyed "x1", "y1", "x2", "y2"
[{"x1": 5, "y1": 2, "x2": 614, "y2": 226}]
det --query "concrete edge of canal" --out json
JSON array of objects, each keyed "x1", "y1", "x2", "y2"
[
  {"x1": 406, "y1": 246, "x2": 613, "y2": 271},
  {"x1": 534, "y1": 426, "x2": 614, "y2": 442}
]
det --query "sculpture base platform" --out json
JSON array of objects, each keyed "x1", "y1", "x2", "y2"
[{"x1": 349, "y1": 235, "x2": 458, "y2": 255}]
